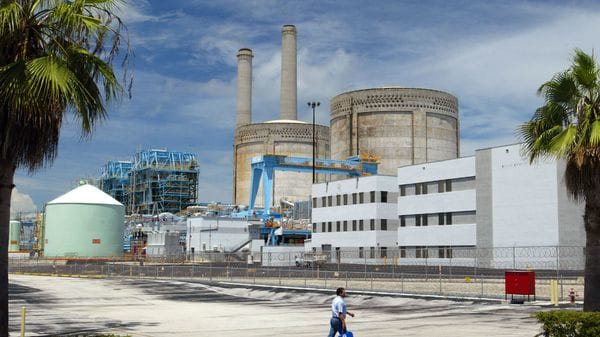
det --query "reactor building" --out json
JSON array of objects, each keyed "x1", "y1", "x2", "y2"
[
  {"x1": 330, "y1": 87, "x2": 459, "y2": 175},
  {"x1": 233, "y1": 25, "x2": 460, "y2": 209},
  {"x1": 233, "y1": 25, "x2": 330, "y2": 208}
]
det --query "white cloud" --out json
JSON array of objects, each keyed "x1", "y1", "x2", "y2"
[{"x1": 10, "y1": 188, "x2": 38, "y2": 218}]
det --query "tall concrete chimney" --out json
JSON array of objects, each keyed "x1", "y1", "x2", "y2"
[
  {"x1": 236, "y1": 48, "x2": 253, "y2": 127},
  {"x1": 279, "y1": 25, "x2": 297, "y2": 120}
]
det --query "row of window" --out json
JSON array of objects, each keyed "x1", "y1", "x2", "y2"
[
  {"x1": 328, "y1": 246, "x2": 460, "y2": 259},
  {"x1": 312, "y1": 191, "x2": 391, "y2": 208},
  {"x1": 399, "y1": 211, "x2": 476, "y2": 227},
  {"x1": 399, "y1": 177, "x2": 475, "y2": 196},
  {"x1": 313, "y1": 219, "x2": 393, "y2": 233}
]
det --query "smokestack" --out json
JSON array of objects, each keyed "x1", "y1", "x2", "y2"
[
  {"x1": 236, "y1": 48, "x2": 253, "y2": 127},
  {"x1": 279, "y1": 25, "x2": 297, "y2": 120}
]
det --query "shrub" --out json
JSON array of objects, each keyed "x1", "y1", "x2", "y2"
[{"x1": 534, "y1": 311, "x2": 600, "y2": 337}]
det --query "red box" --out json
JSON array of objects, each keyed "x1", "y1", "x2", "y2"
[{"x1": 505, "y1": 271, "x2": 535, "y2": 296}]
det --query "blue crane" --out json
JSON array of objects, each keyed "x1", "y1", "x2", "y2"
[{"x1": 247, "y1": 154, "x2": 378, "y2": 216}]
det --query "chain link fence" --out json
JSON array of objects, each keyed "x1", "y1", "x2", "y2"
[{"x1": 9, "y1": 245, "x2": 585, "y2": 301}]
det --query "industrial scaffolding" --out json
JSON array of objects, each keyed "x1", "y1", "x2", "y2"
[
  {"x1": 100, "y1": 161, "x2": 133, "y2": 206},
  {"x1": 99, "y1": 150, "x2": 199, "y2": 215},
  {"x1": 128, "y1": 149, "x2": 199, "y2": 215}
]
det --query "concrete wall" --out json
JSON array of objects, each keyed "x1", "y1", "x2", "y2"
[
  {"x1": 330, "y1": 87, "x2": 459, "y2": 175},
  {"x1": 186, "y1": 217, "x2": 250, "y2": 252},
  {"x1": 233, "y1": 121, "x2": 330, "y2": 207},
  {"x1": 146, "y1": 232, "x2": 183, "y2": 257}
]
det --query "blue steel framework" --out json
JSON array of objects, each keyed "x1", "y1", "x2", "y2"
[
  {"x1": 100, "y1": 161, "x2": 133, "y2": 206},
  {"x1": 100, "y1": 150, "x2": 199, "y2": 215}
]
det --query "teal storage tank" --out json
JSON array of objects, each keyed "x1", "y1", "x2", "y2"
[
  {"x1": 9, "y1": 220, "x2": 21, "y2": 252},
  {"x1": 44, "y1": 184, "x2": 124, "y2": 258}
]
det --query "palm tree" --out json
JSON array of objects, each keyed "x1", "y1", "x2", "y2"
[
  {"x1": 519, "y1": 48, "x2": 600, "y2": 311},
  {"x1": 0, "y1": 0, "x2": 130, "y2": 333}
]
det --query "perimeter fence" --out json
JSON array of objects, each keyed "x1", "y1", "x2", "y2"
[{"x1": 9, "y1": 245, "x2": 586, "y2": 301}]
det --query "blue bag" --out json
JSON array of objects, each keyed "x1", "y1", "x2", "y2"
[{"x1": 340, "y1": 331, "x2": 354, "y2": 337}]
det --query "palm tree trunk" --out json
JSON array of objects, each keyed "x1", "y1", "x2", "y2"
[
  {"x1": 584, "y1": 188, "x2": 600, "y2": 312},
  {"x1": 0, "y1": 161, "x2": 16, "y2": 336}
]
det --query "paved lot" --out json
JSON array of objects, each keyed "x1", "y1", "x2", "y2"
[{"x1": 9, "y1": 274, "x2": 549, "y2": 336}]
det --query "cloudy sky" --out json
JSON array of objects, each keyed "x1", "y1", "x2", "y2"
[{"x1": 11, "y1": 0, "x2": 600, "y2": 214}]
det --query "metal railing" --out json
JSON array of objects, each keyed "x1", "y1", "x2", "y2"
[{"x1": 9, "y1": 245, "x2": 585, "y2": 301}]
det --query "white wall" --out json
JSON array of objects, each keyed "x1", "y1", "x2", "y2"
[
  {"x1": 187, "y1": 217, "x2": 250, "y2": 252},
  {"x1": 397, "y1": 156, "x2": 475, "y2": 184},
  {"x1": 489, "y1": 145, "x2": 560, "y2": 246},
  {"x1": 397, "y1": 224, "x2": 476, "y2": 246},
  {"x1": 398, "y1": 189, "x2": 475, "y2": 215},
  {"x1": 312, "y1": 175, "x2": 397, "y2": 196}
]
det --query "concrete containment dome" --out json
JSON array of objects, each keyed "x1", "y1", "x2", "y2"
[
  {"x1": 233, "y1": 121, "x2": 330, "y2": 207},
  {"x1": 330, "y1": 87, "x2": 459, "y2": 175},
  {"x1": 44, "y1": 184, "x2": 124, "y2": 258}
]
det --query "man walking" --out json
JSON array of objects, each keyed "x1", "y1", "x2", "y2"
[{"x1": 328, "y1": 287, "x2": 355, "y2": 337}]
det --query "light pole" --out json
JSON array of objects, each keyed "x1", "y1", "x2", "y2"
[{"x1": 308, "y1": 101, "x2": 320, "y2": 183}]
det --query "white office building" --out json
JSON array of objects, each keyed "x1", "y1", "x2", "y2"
[
  {"x1": 309, "y1": 143, "x2": 585, "y2": 269},
  {"x1": 308, "y1": 175, "x2": 399, "y2": 263}
]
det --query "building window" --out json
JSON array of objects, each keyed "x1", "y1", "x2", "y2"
[
  {"x1": 400, "y1": 246, "x2": 406, "y2": 258},
  {"x1": 416, "y1": 246, "x2": 428, "y2": 258},
  {"x1": 321, "y1": 197, "x2": 326, "y2": 207},
  {"x1": 343, "y1": 221, "x2": 348, "y2": 231},
  {"x1": 438, "y1": 180, "x2": 445, "y2": 193},
  {"x1": 312, "y1": 223, "x2": 317, "y2": 232},
  {"x1": 446, "y1": 213, "x2": 452, "y2": 225},
  {"x1": 370, "y1": 191, "x2": 375, "y2": 203},
  {"x1": 446, "y1": 180, "x2": 452, "y2": 192},
  {"x1": 359, "y1": 220, "x2": 364, "y2": 231},
  {"x1": 359, "y1": 247, "x2": 364, "y2": 258},
  {"x1": 312, "y1": 197, "x2": 317, "y2": 208},
  {"x1": 336, "y1": 221, "x2": 340, "y2": 232},
  {"x1": 416, "y1": 215, "x2": 421, "y2": 227},
  {"x1": 381, "y1": 191, "x2": 387, "y2": 202},
  {"x1": 322, "y1": 223, "x2": 326, "y2": 232},
  {"x1": 439, "y1": 246, "x2": 452, "y2": 259},
  {"x1": 415, "y1": 184, "x2": 421, "y2": 195},
  {"x1": 359, "y1": 192, "x2": 364, "y2": 204},
  {"x1": 380, "y1": 247, "x2": 387, "y2": 258},
  {"x1": 352, "y1": 220, "x2": 356, "y2": 231},
  {"x1": 422, "y1": 214, "x2": 428, "y2": 227},
  {"x1": 370, "y1": 219, "x2": 375, "y2": 230},
  {"x1": 336, "y1": 195, "x2": 341, "y2": 206},
  {"x1": 439, "y1": 213, "x2": 445, "y2": 226},
  {"x1": 343, "y1": 194, "x2": 348, "y2": 205},
  {"x1": 422, "y1": 183, "x2": 428, "y2": 194},
  {"x1": 352, "y1": 193, "x2": 357, "y2": 204},
  {"x1": 327, "y1": 222, "x2": 332, "y2": 232},
  {"x1": 400, "y1": 185, "x2": 406, "y2": 196},
  {"x1": 381, "y1": 219, "x2": 387, "y2": 230},
  {"x1": 369, "y1": 247, "x2": 375, "y2": 258},
  {"x1": 400, "y1": 216, "x2": 406, "y2": 227},
  {"x1": 327, "y1": 196, "x2": 332, "y2": 207}
]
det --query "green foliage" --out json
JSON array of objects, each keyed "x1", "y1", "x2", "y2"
[
  {"x1": 535, "y1": 311, "x2": 600, "y2": 337},
  {"x1": 518, "y1": 48, "x2": 600, "y2": 200}
]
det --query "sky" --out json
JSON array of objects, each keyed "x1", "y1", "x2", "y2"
[{"x1": 10, "y1": 0, "x2": 600, "y2": 215}]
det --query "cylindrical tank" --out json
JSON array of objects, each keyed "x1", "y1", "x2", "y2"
[
  {"x1": 9, "y1": 220, "x2": 21, "y2": 252},
  {"x1": 233, "y1": 120, "x2": 330, "y2": 207},
  {"x1": 330, "y1": 87, "x2": 459, "y2": 175},
  {"x1": 44, "y1": 184, "x2": 124, "y2": 258}
]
